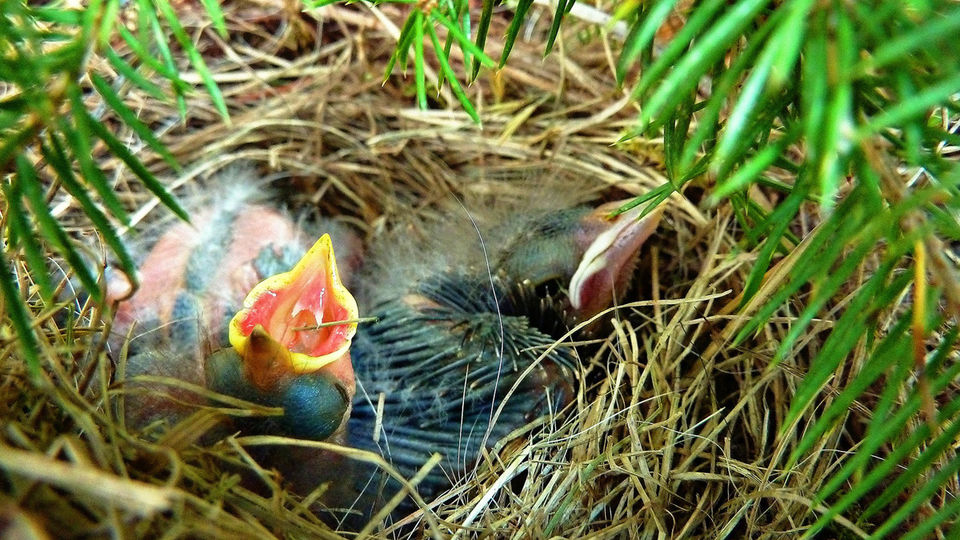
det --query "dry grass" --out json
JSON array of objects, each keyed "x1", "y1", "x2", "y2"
[{"x1": 0, "y1": 1, "x2": 882, "y2": 538}]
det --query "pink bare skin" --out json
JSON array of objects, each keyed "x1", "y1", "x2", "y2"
[{"x1": 112, "y1": 204, "x2": 357, "y2": 434}]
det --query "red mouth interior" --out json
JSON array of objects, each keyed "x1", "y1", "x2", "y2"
[{"x1": 236, "y1": 253, "x2": 352, "y2": 357}]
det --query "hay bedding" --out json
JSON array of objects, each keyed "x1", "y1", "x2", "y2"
[{"x1": 0, "y1": 1, "x2": 845, "y2": 538}]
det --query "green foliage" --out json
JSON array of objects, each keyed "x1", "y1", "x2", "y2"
[
  {"x1": 0, "y1": 0, "x2": 224, "y2": 379},
  {"x1": 305, "y1": 0, "x2": 515, "y2": 121},
  {"x1": 611, "y1": 1, "x2": 960, "y2": 536}
]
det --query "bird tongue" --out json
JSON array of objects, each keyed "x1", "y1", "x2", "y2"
[
  {"x1": 568, "y1": 200, "x2": 663, "y2": 317},
  {"x1": 228, "y1": 234, "x2": 359, "y2": 390}
]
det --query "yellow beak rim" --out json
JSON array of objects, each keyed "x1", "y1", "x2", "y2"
[{"x1": 228, "y1": 234, "x2": 359, "y2": 373}]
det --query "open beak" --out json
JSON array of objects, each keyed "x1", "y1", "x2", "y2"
[
  {"x1": 568, "y1": 200, "x2": 663, "y2": 317},
  {"x1": 228, "y1": 234, "x2": 359, "y2": 392}
]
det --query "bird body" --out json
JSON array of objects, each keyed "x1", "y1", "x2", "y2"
[
  {"x1": 111, "y1": 169, "x2": 661, "y2": 528},
  {"x1": 110, "y1": 167, "x2": 359, "y2": 435},
  {"x1": 339, "y1": 192, "x2": 660, "y2": 521}
]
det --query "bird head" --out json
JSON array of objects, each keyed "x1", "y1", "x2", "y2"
[
  {"x1": 497, "y1": 198, "x2": 663, "y2": 320},
  {"x1": 567, "y1": 199, "x2": 663, "y2": 318},
  {"x1": 208, "y1": 233, "x2": 359, "y2": 441}
]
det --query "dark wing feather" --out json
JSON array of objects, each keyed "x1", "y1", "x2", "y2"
[{"x1": 348, "y1": 272, "x2": 576, "y2": 500}]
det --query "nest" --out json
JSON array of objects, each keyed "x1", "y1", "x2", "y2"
[{"x1": 0, "y1": 1, "x2": 868, "y2": 538}]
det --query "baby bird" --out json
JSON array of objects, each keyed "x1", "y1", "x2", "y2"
[
  {"x1": 339, "y1": 190, "x2": 661, "y2": 522},
  {"x1": 111, "y1": 167, "x2": 360, "y2": 441},
  {"x1": 111, "y1": 168, "x2": 661, "y2": 528}
]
